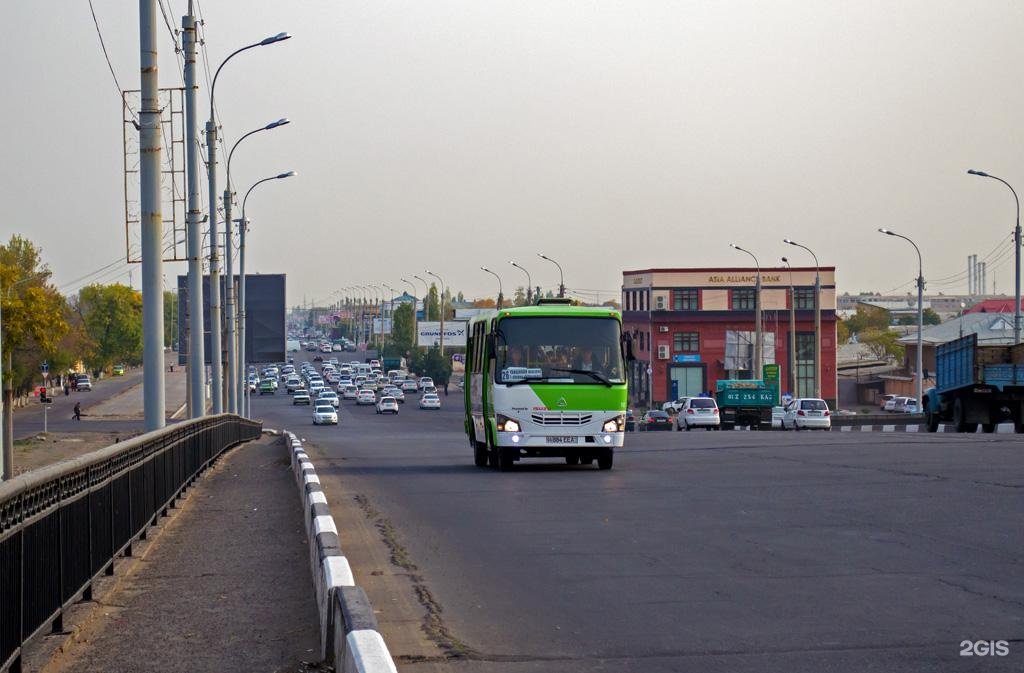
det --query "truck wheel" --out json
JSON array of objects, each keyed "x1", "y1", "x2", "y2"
[
  {"x1": 953, "y1": 399, "x2": 977, "y2": 433},
  {"x1": 982, "y1": 423, "x2": 997, "y2": 433},
  {"x1": 925, "y1": 411, "x2": 940, "y2": 433}
]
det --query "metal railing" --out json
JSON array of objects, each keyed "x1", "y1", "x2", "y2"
[{"x1": 0, "y1": 414, "x2": 262, "y2": 673}]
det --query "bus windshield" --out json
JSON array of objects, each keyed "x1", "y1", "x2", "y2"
[{"x1": 495, "y1": 316, "x2": 624, "y2": 385}]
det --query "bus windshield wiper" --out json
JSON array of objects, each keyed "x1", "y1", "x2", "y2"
[{"x1": 550, "y1": 368, "x2": 613, "y2": 387}]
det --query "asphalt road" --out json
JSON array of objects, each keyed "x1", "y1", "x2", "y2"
[
  {"x1": 255, "y1": 354, "x2": 1023, "y2": 672},
  {"x1": 13, "y1": 366, "x2": 145, "y2": 438}
]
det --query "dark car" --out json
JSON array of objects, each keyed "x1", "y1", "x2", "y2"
[
  {"x1": 625, "y1": 409, "x2": 637, "y2": 432},
  {"x1": 640, "y1": 410, "x2": 673, "y2": 430}
]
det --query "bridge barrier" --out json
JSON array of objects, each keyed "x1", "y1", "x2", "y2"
[
  {"x1": 285, "y1": 432, "x2": 397, "y2": 673},
  {"x1": 0, "y1": 414, "x2": 262, "y2": 673}
]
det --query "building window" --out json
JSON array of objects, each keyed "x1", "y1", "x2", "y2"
[
  {"x1": 795, "y1": 332, "x2": 815, "y2": 398},
  {"x1": 732, "y1": 289, "x2": 756, "y2": 310},
  {"x1": 673, "y1": 332, "x2": 699, "y2": 353},
  {"x1": 794, "y1": 288, "x2": 816, "y2": 310},
  {"x1": 673, "y1": 289, "x2": 698, "y2": 311}
]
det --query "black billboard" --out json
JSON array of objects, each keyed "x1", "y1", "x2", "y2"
[{"x1": 177, "y1": 274, "x2": 286, "y2": 366}]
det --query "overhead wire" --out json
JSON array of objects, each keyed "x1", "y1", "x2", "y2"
[{"x1": 87, "y1": 0, "x2": 138, "y2": 122}]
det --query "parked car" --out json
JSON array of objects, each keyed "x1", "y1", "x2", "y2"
[
  {"x1": 883, "y1": 396, "x2": 901, "y2": 412},
  {"x1": 640, "y1": 410, "x2": 673, "y2": 430},
  {"x1": 292, "y1": 390, "x2": 311, "y2": 405},
  {"x1": 376, "y1": 396, "x2": 399, "y2": 414},
  {"x1": 661, "y1": 398, "x2": 688, "y2": 414},
  {"x1": 879, "y1": 394, "x2": 898, "y2": 411},
  {"x1": 76, "y1": 375, "x2": 93, "y2": 391},
  {"x1": 419, "y1": 393, "x2": 441, "y2": 409},
  {"x1": 675, "y1": 397, "x2": 720, "y2": 430},
  {"x1": 313, "y1": 404, "x2": 339, "y2": 425},
  {"x1": 896, "y1": 397, "x2": 919, "y2": 414},
  {"x1": 782, "y1": 398, "x2": 832, "y2": 430},
  {"x1": 771, "y1": 406, "x2": 786, "y2": 429}
]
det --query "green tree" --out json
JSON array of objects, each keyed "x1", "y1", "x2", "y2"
[
  {"x1": 0, "y1": 236, "x2": 70, "y2": 396},
  {"x1": 512, "y1": 286, "x2": 528, "y2": 306},
  {"x1": 425, "y1": 284, "x2": 440, "y2": 321},
  {"x1": 923, "y1": 308, "x2": 941, "y2": 325},
  {"x1": 860, "y1": 328, "x2": 905, "y2": 361},
  {"x1": 842, "y1": 304, "x2": 890, "y2": 337},
  {"x1": 391, "y1": 302, "x2": 415, "y2": 352},
  {"x1": 76, "y1": 283, "x2": 144, "y2": 374}
]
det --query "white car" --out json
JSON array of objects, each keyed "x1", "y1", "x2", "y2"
[
  {"x1": 417, "y1": 376, "x2": 434, "y2": 390},
  {"x1": 883, "y1": 396, "x2": 900, "y2": 412},
  {"x1": 676, "y1": 397, "x2": 720, "y2": 430},
  {"x1": 76, "y1": 375, "x2": 93, "y2": 391},
  {"x1": 771, "y1": 406, "x2": 785, "y2": 429},
  {"x1": 376, "y1": 396, "x2": 399, "y2": 414},
  {"x1": 318, "y1": 390, "x2": 340, "y2": 408},
  {"x1": 662, "y1": 398, "x2": 688, "y2": 414},
  {"x1": 341, "y1": 385, "x2": 358, "y2": 400},
  {"x1": 356, "y1": 389, "x2": 376, "y2": 405},
  {"x1": 419, "y1": 394, "x2": 441, "y2": 410},
  {"x1": 782, "y1": 398, "x2": 832, "y2": 430},
  {"x1": 401, "y1": 380, "x2": 418, "y2": 393},
  {"x1": 313, "y1": 404, "x2": 338, "y2": 425},
  {"x1": 292, "y1": 390, "x2": 311, "y2": 405},
  {"x1": 387, "y1": 388, "x2": 405, "y2": 403}
]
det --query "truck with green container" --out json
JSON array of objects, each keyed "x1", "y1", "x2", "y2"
[{"x1": 716, "y1": 379, "x2": 777, "y2": 430}]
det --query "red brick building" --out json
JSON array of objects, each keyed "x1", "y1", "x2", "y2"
[{"x1": 622, "y1": 267, "x2": 838, "y2": 408}]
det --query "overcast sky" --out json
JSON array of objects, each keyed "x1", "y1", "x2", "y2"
[{"x1": 4, "y1": 1, "x2": 1024, "y2": 306}]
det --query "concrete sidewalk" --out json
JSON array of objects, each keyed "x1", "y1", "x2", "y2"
[{"x1": 39, "y1": 436, "x2": 320, "y2": 673}]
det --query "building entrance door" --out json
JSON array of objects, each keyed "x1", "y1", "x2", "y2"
[{"x1": 668, "y1": 364, "x2": 705, "y2": 400}]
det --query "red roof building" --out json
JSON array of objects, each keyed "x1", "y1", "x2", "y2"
[{"x1": 963, "y1": 298, "x2": 1024, "y2": 314}]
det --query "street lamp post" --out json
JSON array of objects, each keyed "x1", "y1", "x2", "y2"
[
  {"x1": 967, "y1": 169, "x2": 1021, "y2": 344},
  {"x1": 426, "y1": 270, "x2": 446, "y2": 356},
  {"x1": 730, "y1": 244, "x2": 763, "y2": 376},
  {"x1": 481, "y1": 267, "x2": 503, "y2": 308},
  {"x1": 384, "y1": 284, "x2": 399, "y2": 356},
  {"x1": 510, "y1": 261, "x2": 532, "y2": 304},
  {"x1": 238, "y1": 170, "x2": 295, "y2": 417},
  {"x1": 879, "y1": 228, "x2": 924, "y2": 408},
  {"x1": 224, "y1": 119, "x2": 289, "y2": 414},
  {"x1": 537, "y1": 253, "x2": 565, "y2": 298},
  {"x1": 784, "y1": 239, "x2": 822, "y2": 398},
  {"x1": 206, "y1": 31, "x2": 290, "y2": 414},
  {"x1": 781, "y1": 257, "x2": 796, "y2": 398}
]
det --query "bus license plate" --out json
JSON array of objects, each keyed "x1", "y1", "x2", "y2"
[{"x1": 546, "y1": 436, "x2": 578, "y2": 444}]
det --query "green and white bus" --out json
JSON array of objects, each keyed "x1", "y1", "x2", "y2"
[{"x1": 464, "y1": 300, "x2": 629, "y2": 470}]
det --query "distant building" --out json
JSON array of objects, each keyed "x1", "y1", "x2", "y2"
[
  {"x1": 963, "y1": 298, "x2": 1024, "y2": 314},
  {"x1": 898, "y1": 312, "x2": 1016, "y2": 378},
  {"x1": 622, "y1": 266, "x2": 838, "y2": 408}
]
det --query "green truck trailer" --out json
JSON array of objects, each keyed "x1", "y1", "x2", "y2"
[{"x1": 716, "y1": 379, "x2": 776, "y2": 430}]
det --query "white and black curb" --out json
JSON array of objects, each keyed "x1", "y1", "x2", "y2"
[
  {"x1": 837, "y1": 423, "x2": 1018, "y2": 433},
  {"x1": 285, "y1": 432, "x2": 398, "y2": 673}
]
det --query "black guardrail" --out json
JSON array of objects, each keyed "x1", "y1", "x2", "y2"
[{"x1": 0, "y1": 414, "x2": 262, "y2": 673}]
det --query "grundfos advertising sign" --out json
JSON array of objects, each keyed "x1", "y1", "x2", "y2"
[{"x1": 417, "y1": 321, "x2": 468, "y2": 347}]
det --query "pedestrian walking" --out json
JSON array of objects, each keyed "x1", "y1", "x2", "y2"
[
  {"x1": 73, "y1": 402, "x2": 82, "y2": 421},
  {"x1": 64, "y1": 382, "x2": 70, "y2": 396}
]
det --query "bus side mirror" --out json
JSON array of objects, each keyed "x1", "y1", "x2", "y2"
[{"x1": 621, "y1": 333, "x2": 636, "y2": 362}]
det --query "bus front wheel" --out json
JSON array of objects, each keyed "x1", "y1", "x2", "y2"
[
  {"x1": 473, "y1": 441, "x2": 488, "y2": 468},
  {"x1": 597, "y1": 450, "x2": 613, "y2": 470}
]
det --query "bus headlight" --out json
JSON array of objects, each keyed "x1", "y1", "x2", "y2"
[
  {"x1": 603, "y1": 415, "x2": 625, "y2": 433},
  {"x1": 497, "y1": 415, "x2": 521, "y2": 433}
]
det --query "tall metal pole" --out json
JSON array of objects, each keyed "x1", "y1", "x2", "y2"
[
  {"x1": 879, "y1": 229, "x2": 924, "y2": 408},
  {"x1": 784, "y1": 239, "x2": 822, "y2": 398},
  {"x1": 140, "y1": 0, "x2": 166, "y2": 430},
  {"x1": 481, "y1": 267, "x2": 503, "y2": 309},
  {"x1": 538, "y1": 253, "x2": 565, "y2": 298},
  {"x1": 238, "y1": 215, "x2": 247, "y2": 416},
  {"x1": 511, "y1": 261, "x2": 531, "y2": 304},
  {"x1": 427, "y1": 271, "x2": 446, "y2": 356},
  {"x1": 731, "y1": 245, "x2": 762, "y2": 376},
  {"x1": 223, "y1": 190, "x2": 236, "y2": 413},
  {"x1": 967, "y1": 170, "x2": 1021, "y2": 344},
  {"x1": 205, "y1": 119, "x2": 222, "y2": 412},
  {"x1": 782, "y1": 258, "x2": 796, "y2": 397}
]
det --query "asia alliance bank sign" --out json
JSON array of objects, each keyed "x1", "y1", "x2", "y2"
[{"x1": 417, "y1": 321, "x2": 468, "y2": 347}]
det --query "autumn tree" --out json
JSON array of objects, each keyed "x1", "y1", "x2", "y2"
[{"x1": 76, "y1": 283, "x2": 144, "y2": 374}]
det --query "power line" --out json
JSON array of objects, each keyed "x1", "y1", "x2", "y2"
[{"x1": 87, "y1": 0, "x2": 138, "y2": 122}]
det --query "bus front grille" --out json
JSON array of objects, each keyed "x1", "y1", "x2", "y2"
[{"x1": 530, "y1": 412, "x2": 593, "y2": 426}]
